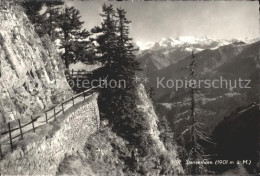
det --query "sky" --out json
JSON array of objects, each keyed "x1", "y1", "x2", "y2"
[{"x1": 65, "y1": 0, "x2": 259, "y2": 43}]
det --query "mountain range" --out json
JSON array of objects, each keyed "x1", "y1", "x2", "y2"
[
  {"x1": 135, "y1": 37, "x2": 257, "y2": 75},
  {"x1": 136, "y1": 36, "x2": 257, "y2": 51},
  {"x1": 137, "y1": 37, "x2": 260, "y2": 150}
]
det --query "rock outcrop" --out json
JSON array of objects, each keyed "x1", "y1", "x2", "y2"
[
  {"x1": 0, "y1": 4, "x2": 71, "y2": 124},
  {"x1": 136, "y1": 84, "x2": 184, "y2": 174}
]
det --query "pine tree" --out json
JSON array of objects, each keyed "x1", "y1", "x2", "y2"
[
  {"x1": 175, "y1": 51, "x2": 213, "y2": 175},
  {"x1": 57, "y1": 7, "x2": 90, "y2": 69},
  {"x1": 42, "y1": 0, "x2": 64, "y2": 40},
  {"x1": 108, "y1": 7, "x2": 142, "y2": 126},
  {"x1": 115, "y1": 8, "x2": 141, "y2": 84},
  {"x1": 21, "y1": 1, "x2": 45, "y2": 35},
  {"x1": 92, "y1": 5, "x2": 147, "y2": 146},
  {"x1": 158, "y1": 116, "x2": 174, "y2": 150},
  {"x1": 91, "y1": 4, "x2": 118, "y2": 121},
  {"x1": 21, "y1": 1, "x2": 44, "y2": 24},
  {"x1": 91, "y1": 4, "x2": 118, "y2": 69},
  {"x1": 21, "y1": 0, "x2": 64, "y2": 39},
  {"x1": 112, "y1": 8, "x2": 146, "y2": 144}
]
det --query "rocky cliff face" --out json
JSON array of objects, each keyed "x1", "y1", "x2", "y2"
[
  {"x1": 136, "y1": 84, "x2": 169, "y2": 150},
  {"x1": 136, "y1": 84, "x2": 184, "y2": 174},
  {"x1": 0, "y1": 5, "x2": 71, "y2": 123}
]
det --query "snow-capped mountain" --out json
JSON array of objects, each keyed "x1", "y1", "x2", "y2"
[
  {"x1": 136, "y1": 41, "x2": 155, "y2": 50},
  {"x1": 147, "y1": 40, "x2": 259, "y2": 99},
  {"x1": 136, "y1": 36, "x2": 251, "y2": 52},
  {"x1": 135, "y1": 36, "x2": 257, "y2": 75}
]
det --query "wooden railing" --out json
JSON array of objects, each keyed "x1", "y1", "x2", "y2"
[
  {"x1": 66, "y1": 70, "x2": 93, "y2": 79},
  {"x1": 0, "y1": 86, "x2": 99, "y2": 159}
]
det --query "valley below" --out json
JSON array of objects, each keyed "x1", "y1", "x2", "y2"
[{"x1": 136, "y1": 37, "x2": 260, "y2": 174}]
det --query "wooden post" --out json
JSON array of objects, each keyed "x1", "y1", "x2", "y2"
[
  {"x1": 71, "y1": 69, "x2": 74, "y2": 78},
  {"x1": 83, "y1": 92, "x2": 86, "y2": 100},
  {"x1": 0, "y1": 132, "x2": 2, "y2": 159},
  {"x1": 8, "y1": 122, "x2": 13, "y2": 152},
  {"x1": 18, "y1": 119, "x2": 23, "y2": 139},
  {"x1": 62, "y1": 102, "x2": 64, "y2": 113},
  {"x1": 54, "y1": 107, "x2": 56, "y2": 119},
  {"x1": 0, "y1": 143, "x2": 2, "y2": 160},
  {"x1": 45, "y1": 112, "x2": 48, "y2": 123},
  {"x1": 31, "y1": 116, "x2": 35, "y2": 132}
]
